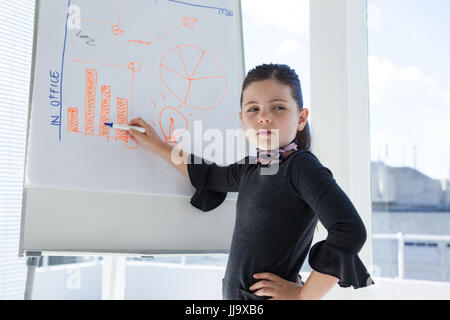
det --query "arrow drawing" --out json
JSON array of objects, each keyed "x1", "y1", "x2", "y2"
[{"x1": 154, "y1": 17, "x2": 198, "y2": 43}]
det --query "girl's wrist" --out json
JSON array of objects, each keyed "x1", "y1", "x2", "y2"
[
  {"x1": 155, "y1": 141, "x2": 173, "y2": 160},
  {"x1": 296, "y1": 286, "x2": 304, "y2": 300}
]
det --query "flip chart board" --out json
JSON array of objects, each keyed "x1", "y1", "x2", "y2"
[{"x1": 20, "y1": 0, "x2": 246, "y2": 256}]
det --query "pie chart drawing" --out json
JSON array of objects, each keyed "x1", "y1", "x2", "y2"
[{"x1": 159, "y1": 44, "x2": 228, "y2": 111}]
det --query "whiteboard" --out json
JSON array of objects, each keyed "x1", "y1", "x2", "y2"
[{"x1": 20, "y1": 0, "x2": 246, "y2": 256}]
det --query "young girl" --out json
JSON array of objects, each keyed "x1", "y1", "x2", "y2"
[{"x1": 127, "y1": 64, "x2": 374, "y2": 300}]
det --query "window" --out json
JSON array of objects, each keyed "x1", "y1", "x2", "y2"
[
  {"x1": 0, "y1": 0, "x2": 103, "y2": 299},
  {"x1": 242, "y1": 0, "x2": 310, "y2": 108},
  {"x1": 368, "y1": 0, "x2": 450, "y2": 282},
  {"x1": 0, "y1": 0, "x2": 35, "y2": 299}
]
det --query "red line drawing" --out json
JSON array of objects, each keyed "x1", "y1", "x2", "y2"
[
  {"x1": 128, "y1": 62, "x2": 141, "y2": 120},
  {"x1": 116, "y1": 0, "x2": 121, "y2": 25},
  {"x1": 191, "y1": 50, "x2": 205, "y2": 78},
  {"x1": 128, "y1": 39, "x2": 151, "y2": 46},
  {"x1": 117, "y1": 97, "x2": 138, "y2": 149},
  {"x1": 160, "y1": 64, "x2": 189, "y2": 80},
  {"x1": 80, "y1": 0, "x2": 124, "y2": 35},
  {"x1": 72, "y1": 59, "x2": 129, "y2": 69},
  {"x1": 159, "y1": 45, "x2": 227, "y2": 111},
  {"x1": 184, "y1": 79, "x2": 192, "y2": 104},
  {"x1": 99, "y1": 85, "x2": 111, "y2": 140},
  {"x1": 192, "y1": 75, "x2": 225, "y2": 80},
  {"x1": 68, "y1": 107, "x2": 80, "y2": 133},
  {"x1": 84, "y1": 69, "x2": 97, "y2": 136},
  {"x1": 128, "y1": 62, "x2": 141, "y2": 73},
  {"x1": 159, "y1": 106, "x2": 188, "y2": 144},
  {"x1": 154, "y1": 17, "x2": 198, "y2": 43},
  {"x1": 116, "y1": 97, "x2": 129, "y2": 143},
  {"x1": 177, "y1": 46, "x2": 190, "y2": 78},
  {"x1": 112, "y1": 25, "x2": 125, "y2": 36},
  {"x1": 182, "y1": 17, "x2": 198, "y2": 29},
  {"x1": 150, "y1": 97, "x2": 157, "y2": 109}
]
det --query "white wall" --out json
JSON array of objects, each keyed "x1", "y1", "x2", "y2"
[{"x1": 310, "y1": 0, "x2": 373, "y2": 274}]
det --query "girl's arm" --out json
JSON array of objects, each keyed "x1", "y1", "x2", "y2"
[
  {"x1": 128, "y1": 118, "x2": 189, "y2": 178},
  {"x1": 289, "y1": 152, "x2": 374, "y2": 291},
  {"x1": 297, "y1": 270, "x2": 339, "y2": 300},
  {"x1": 153, "y1": 141, "x2": 189, "y2": 178},
  {"x1": 128, "y1": 117, "x2": 247, "y2": 212}
]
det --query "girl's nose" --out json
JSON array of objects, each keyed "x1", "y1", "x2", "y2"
[{"x1": 258, "y1": 114, "x2": 272, "y2": 124}]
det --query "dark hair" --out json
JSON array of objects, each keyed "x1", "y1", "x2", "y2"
[{"x1": 240, "y1": 63, "x2": 311, "y2": 151}]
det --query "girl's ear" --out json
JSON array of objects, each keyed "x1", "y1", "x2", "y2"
[
  {"x1": 239, "y1": 112, "x2": 243, "y2": 126},
  {"x1": 297, "y1": 108, "x2": 309, "y2": 131}
]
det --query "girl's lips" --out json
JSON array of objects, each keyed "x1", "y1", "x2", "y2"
[{"x1": 258, "y1": 129, "x2": 273, "y2": 135}]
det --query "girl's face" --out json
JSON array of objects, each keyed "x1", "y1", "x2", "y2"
[{"x1": 240, "y1": 78, "x2": 309, "y2": 151}]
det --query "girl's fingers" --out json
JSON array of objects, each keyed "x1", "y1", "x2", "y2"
[
  {"x1": 129, "y1": 118, "x2": 151, "y2": 135},
  {"x1": 253, "y1": 288, "x2": 274, "y2": 298},
  {"x1": 249, "y1": 280, "x2": 274, "y2": 291},
  {"x1": 128, "y1": 118, "x2": 139, "y2": 126},
  {"x1": 128, "y1": 129, "x2": 144, "y2": 141},
  {"x1": 253, "y1": 273, "x2": 279, "y2": 282},
  {"x1": 129, "y1": 118, "x2": 147, "y2": 128}
]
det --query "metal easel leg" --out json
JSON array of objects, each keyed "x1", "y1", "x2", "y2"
[{"x1": 24, "y1": 255, "x2": 41, "y2": 300}]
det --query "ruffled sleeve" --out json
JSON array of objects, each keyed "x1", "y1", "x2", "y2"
[
  {"x1": 187, "y1": 153, "x2": 248, "y2": 212},
  {"x1": 308, "y1": 241, "x2": 375, "y2": 288},
  {"x1": 289, "y1": 151, "x2": 375, "y2": 289}
]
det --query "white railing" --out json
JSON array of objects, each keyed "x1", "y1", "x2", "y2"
[
  {"x1": 372, "y1": 233, "x2": 450, "y2": 280},
  {"x1": 35, "y1": 233, "x2": 450, "y2": 283}
]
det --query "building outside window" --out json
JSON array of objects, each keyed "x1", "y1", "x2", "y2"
[{"x1": 368, "y1": 0, "x2": 450, "y2": 282}]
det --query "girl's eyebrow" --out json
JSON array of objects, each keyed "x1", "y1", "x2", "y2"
[
  {"x1": 244, "y1": 101, "x2": 258, "y2": 107},
  {"x1": 244, "y1": 99, "x2": 288, "y2": 107},
  {"x1": 270, "y1": 99, "x2": 288, "y2": 104}
]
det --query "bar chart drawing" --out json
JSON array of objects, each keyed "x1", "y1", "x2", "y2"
[
  {"x1": 66, "y1": 63, "x2": 140, "y2": 150},
  {"x1": 99, "y1": 85, "x2": 111, "y2": 139}
]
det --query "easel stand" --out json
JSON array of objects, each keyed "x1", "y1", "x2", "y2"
[
  {"x1": 24, "y1": 253, "x2": 41, "y2": 300},
  {"x1": 23, "y1": 252, "x2": 130, "y2": 300}
]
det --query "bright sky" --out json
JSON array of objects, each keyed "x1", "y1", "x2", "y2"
[
  {"x1": 242, "y1": 0, "x2": 450, "y2": 181},
  {"x1": 241, "y1": 0, "x2": 310, "y2": 108},
  {"x1": 367, "y1": 0, "x2": 450, "y2": 180}
]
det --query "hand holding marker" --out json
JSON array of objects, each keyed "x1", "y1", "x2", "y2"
[
  {"x1": 110, "y1": 118, "x2": 167, "y2": 152},
  {"x1": 104, "y1": 122, "x2": 146, "y2": 133}
]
